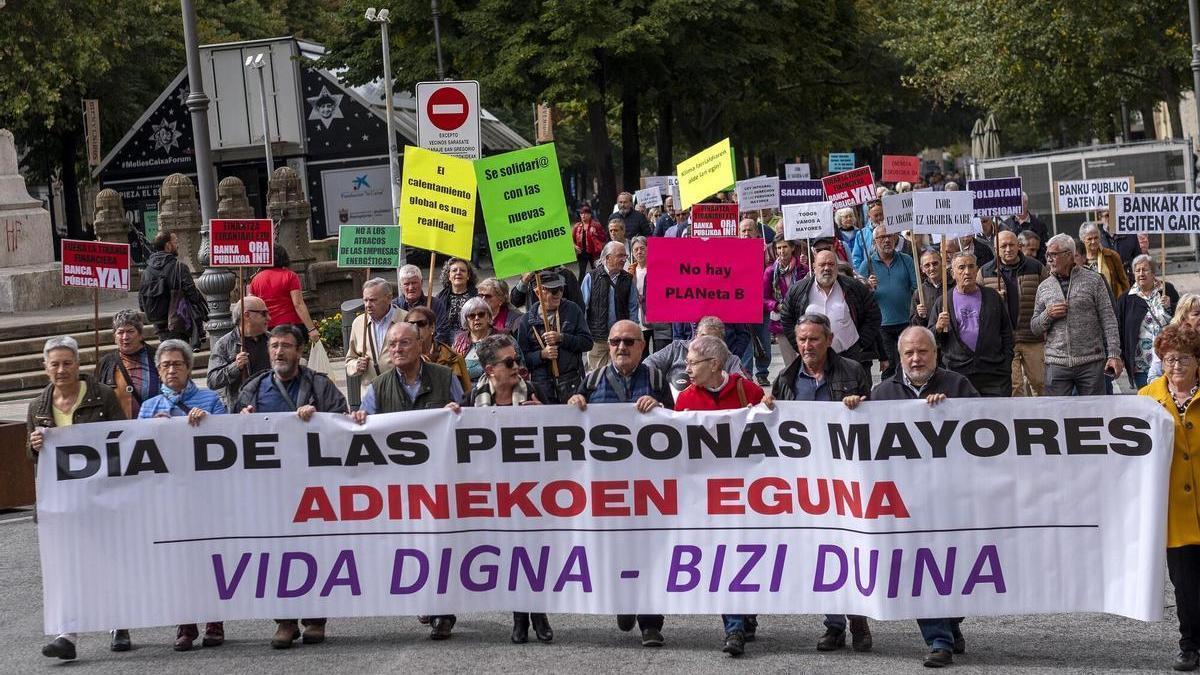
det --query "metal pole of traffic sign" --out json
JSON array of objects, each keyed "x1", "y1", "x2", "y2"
[
  {"x1": 431, "y1": 0, "x2": 446, "y2": 80},
  {"x1": 1192, "y1": 0, "x2": 1200, "y2": 144},
  {"x1": 367, "y1": 8, "x2": 403, "y2": 263}
]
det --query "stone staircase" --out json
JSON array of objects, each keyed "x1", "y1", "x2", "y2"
[{"x1": 0, "y1": 313, "x2": 210, "y2": 403}]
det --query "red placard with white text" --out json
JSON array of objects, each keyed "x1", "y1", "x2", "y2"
[
  {"x1": 210, "y1": 219, "x2": 274, "y2": 267},
  {"x1": 689, "y1": 203, "x2": 739, "y2": 237},
  {"x1": 821, "y1": 167, "x2": 877, "y2": 209},
  {"x1": 882, "y1": 155, "x2": 921, "y2": 183},
  {"x1": 644, "y1": 237, "x2": 761, "y2": 323},
  {"x1": 60, "y1": 239, "x2": 130, "y2": 290}
]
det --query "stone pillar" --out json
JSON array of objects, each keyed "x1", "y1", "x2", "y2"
[
  {"x1": 156, "y1": 173, "x2": 202, "y2": 272},
  {"x1": 267, "y1": 166, "x2": 314, "y2": 265},
  {"x1": 189, "y1": 177, "x2": 250, "y2": 346},
  {"x1": 92, "y1": 188, "x2": 127, "y2": 244},
  {"x1": 217, "y1": 176, "x2": 254, "y2": 219}
]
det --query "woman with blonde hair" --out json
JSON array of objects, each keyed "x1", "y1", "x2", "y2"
[{"x1": 1148, "y1": 293, "x2": 1200, "y2": 380}]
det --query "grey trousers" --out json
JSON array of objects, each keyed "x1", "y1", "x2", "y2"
[{"x1": 1043, "y1": 360, "x2": 1106, "y2": 396}]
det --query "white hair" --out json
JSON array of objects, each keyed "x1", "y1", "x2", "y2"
[
  {"x1": 1132, "y1": 253, "x2": 1156, "y2": 273},
  {"x1": 459, "y1": 296, "x2": 492, "y2": 329},
  {"x1": 899, "y1": 325, "x2": 937, "y2": 351},
  {"x1": 1078, "y1": 222, "x2": 1100, "y2": 239},
  {"x1": 689, "y1": 334, "x2": 730, "y2": 364},
  {"x1": 835, "y1": 207, "x2": 857, "y2": 225},
  {"x1": 398, "y1": 264, "x2": 422, "y2": 282},
  {"x1": 42, "y1": 335, "x2": 79, "y2": 361},
  {"x1": 601, "y1": 240, "x2": 626, "y2": 259},
  {"x1": 363, "y1": 277, "x2": 393, "y2": 296},
  {"x1": 696, "y1": 316, "x2": 725, "y2": 337},
  {"x1": 1047, "y1": 233, "x2": 1075, "y2": 253},
  {"x1": 155, "y1": 339, "x2": 194, "y2": 369}
]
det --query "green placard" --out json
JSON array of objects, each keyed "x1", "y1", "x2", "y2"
[
  {"x1": 475, "y1": 143, "x2": 575, "y2": 279},
  {"x1": 143, "y1": 211, "x2": 159, "y2": 242},
  {"x1": 337, "y1": 225, "x2": 400, "y2": 268}
]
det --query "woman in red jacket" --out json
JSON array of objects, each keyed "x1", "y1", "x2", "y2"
[
  {"x1": 674, "y1": 334, "x2": 764, "y2": 656},
  {"x1": 572, "y1": 205, "x2": 607, "y2": 277}
]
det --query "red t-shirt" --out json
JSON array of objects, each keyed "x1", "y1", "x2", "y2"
[
  {"x1": 248, "y1": 267, "x2": 302, "y2": 327},
  {"x1": 675, "y1": 372, "x2": 764, "y2": 411}
]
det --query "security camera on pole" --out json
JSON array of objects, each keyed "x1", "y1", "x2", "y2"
[{"x1": 243, "y1": 53, "x2": 274, "y2": 176}]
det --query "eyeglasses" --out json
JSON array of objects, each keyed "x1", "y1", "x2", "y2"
[
  {"x1": 685, "y1": 357, "x2": 715, "y2": 368},
  {"x1": 1164, "y1": 356, "x2": 1197, "y2": 368},
  {"x1": 407, "y1": 320, "x2": 430, "y2": 328},
  {"x1": 388, "y1": 338, "x2": 417, "y2": 348},
  {"x1": 492, "y1": 356, "x2": 519, "y2": 369},
  {"x1": 477, "y1": 293, "x2": 495, "y2": 300},
  {"x1": 158, "y1": 361, "x2": 188, "y2": 371},
  {"x1": 246, "y1": 309, "x2": 269, "y2": 317},
  {"x1": 1046, "y1": 250, "x2": 1072, "y2": 258},
  {"x1": 608, "y1": 337, "x2": 642, "y2": 347},
  {"x1": 467, "y1": 312, "x2": 489, "y2": 320}
]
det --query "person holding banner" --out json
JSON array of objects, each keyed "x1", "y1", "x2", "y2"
[
  {"x1": 207, "y1": 296, "x2": 271, "y2": 410},
  {"x1": 136, "y1": 339, "x2": 228, "y2": 651},
  {"x1": 764, "y1": 235, "x2": 809, "y2": 368},
  {"x1": 394, "y1": 265, "x2": 452, "y2": 344},
  {"x1": 673, "y1": 335, "x2": 764, "y2": 657},
  {"x1": 96, "y1": 309, "x2": 161, "y2": 419},
  {"x1": 572, "y1": 204, "x2": 607, "y2": 277},
  {"x1": 516, "y1": 271, "x2": 593, "y2": 404},
  {"x1": 779, "y1": 250, "x2": 881, "y2": 374},
  {"x1": 1080, "y1": 223, "x2": 1130, "y2": 300},
  {"x1": 346, "y1": 278, "x2": 408, "y2": 394},
  {"x1": 248, "y1": 245, "x2": 319, "y2": 340},
  {"x1": 1116, "y1": 255, "x2": 1179, "y2": 389},
  {"x1": 581, "y1": 241, "x2": 639, "y2": 371},
  {"x1": 1138, "y1": 323, "x2": 1200, "y2": 671},
  {"x1": 978, "y1": 231, "x2": 1050, "y2": 396},
  {"x1": 28, "y1": 336, "x2": 127, "y2": 661},
  {"x1": 233, "y1": 324, "x2": 348, "y2": 649},
  {"x1": 929, "y1": 252, "x2": 1014, "y2": 397},
  {"x1": 1031, "y1": 234, "x2": 1124, "y2": 396},
  {"x1": 436, "y1": 257, "x2": 479, "y2": 334},
  {"x1": 848, "y1": 326, "x2": 978, "y2": 667},
  {"x1": 647, "y1": 316, "x2": 748, "y2": 397}
]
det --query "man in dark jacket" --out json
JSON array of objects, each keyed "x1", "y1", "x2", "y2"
[
  {"x1": 849, "y1": 325, "x2": 978, "y2": 668},
  {"x1": 516, "y1": 271, "x2": 593, "y2": 404},
  {"x1": 581, "y1": 241, "x2": 638, "y2": 370},
  {"x1": 615, "y1": 191, "x2": 653, "y2": 238},
  {"x1": 910, "y1": 248, "x2": 953, "y2": 326},
  {"x1": 207, "y1": 296, "x2": 272, "y2": 410},
  {"x1": 765, "y1": 313, "x2": 873, "y2": 653},
  {"x1": 138, "y1": 230, "x2": 207, "y2": 344},
  {"x1": 511, "y1": 265, "x2": 585, "y2": 312},
  {"x1": 779, "y1": 249, "x2": 881, "y2": 370},
  {"x1": 978, "y1": 231, "x2": 1049, "y2": 395},
  {"x1": 352, "y1": 321, "x2": 461, "y2": 640},
  {"x1": 1001, "y1": 192, "x2": 1050, "y2": 262},
  {"x1": 929, "y1": 252, "x2": 1013, "y2": 396},
  {"x1": 234, "y1": 324, "x2": 348, "y2": 649},
  {"x1": 394, "y1": 264, "x2": 452, "y2": 344}
]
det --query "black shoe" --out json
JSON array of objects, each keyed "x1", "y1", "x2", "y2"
[
  {"x1": 42, "y1": 637, "x2": 76, "y2": 660},
  {"x1": 271, "y1": 621, "x2": 300, "y2": 649},
  {"x1": 755, "y1": 374, "x2": 770, "y2": 387},
  {"x1": 530, "y1": 613, "x2": 553, "y2": 642},
  {"x1": 723, "y1": 631, "x2": 745, "y2": 657},
  {"x1": 849, "y1": 615, "x2": 872, "y2": 652},
  {"x1": 951, "y1": 626, "x2": 966, "y2": 655},
  {"x1": 743, "y1": 615, "x2": 757, "y2": 642},
  {"x1": 430, "y1": 615, "x2": 455, "y2": 640},
  {"x1": 816, "y1": 627, "x2": 846, "y2": 651},
  {"x1": 511, "y1": 614, "x2": 529, "y2": 644},
  {"x1": 110, "y1": 629, "x2": 132, "y2": 652},
  {"x1": 641, "y1": 628, "x2": 664, "y2": 647},
  {"x1": 417, "y1": 615, "x2": 431, "y2": 624},
  {"x1": 1176, "y1": 650, "x2": 1200, "y2": 671},
  {"x1": 617, "y1": 614, "x2": 636, "y2": 632},
  {"x1": 924, "y1": 649, "x2": 953, "y2": 668}
]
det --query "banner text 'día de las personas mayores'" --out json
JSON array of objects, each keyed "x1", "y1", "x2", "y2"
[{"x1": 37, "y1": 398, "x2": 1171, "y2": 633}]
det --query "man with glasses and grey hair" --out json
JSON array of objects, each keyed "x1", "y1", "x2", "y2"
[
  {"x1": 646, "y1": 315, "x2": 747, "y2": 398},
  {"x1": 96, "y1": 309, "x2": 161, "y2": 419},
  {"x1": 1031, "y1": 233, "x2": 1123, "y2": 396},
  {"x1": 347, "y1": 277, "x2": 408, "y2": 392},
  {"x1": 208, "y1": 295, "x2": 271, "y2": 409},
  {"x1": 137, "y1": 338, "x2": 228, "y2": 651},
  {"x1": 581, "y1": 240, "x2": 639, "y2": 370}
]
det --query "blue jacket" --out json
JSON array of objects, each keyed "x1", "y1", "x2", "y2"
[{"x1": 138, "y1": 380, "x2": 227, "y2": 418}]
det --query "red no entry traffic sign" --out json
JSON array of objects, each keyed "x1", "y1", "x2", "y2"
[{"x1": 426, "y1": 87, "x2": 470, "y2": 131}]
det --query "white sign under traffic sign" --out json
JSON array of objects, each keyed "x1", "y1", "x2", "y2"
[{"x1": 415, "y1": 80, "x2": 481, "y2": 160}]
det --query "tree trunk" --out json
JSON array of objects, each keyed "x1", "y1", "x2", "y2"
[
  {"x1": 1161, "y1": 67, "x2": 1185, "y2": 139},
  {"x1": 620, "y1": 86, "x2": 640, "y2": 192},
  {"x1": 58, "y1": 128, "x2": 85, "y2": 239},
  {"x1": 587, "y1": 64, "x2": 617, "y2": 218},
  {"x1": 1139, "y1": 103, "x2": 1159, "y2": 140},
  {"x1": 655, "y1": 99, "x2": 673, "y2": 176}
]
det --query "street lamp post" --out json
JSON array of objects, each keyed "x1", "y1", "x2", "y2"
[
  {"x1": 366, "y1": 7, "x2": 402, "y2": 263},
  {"x1": 244, "y1": 53, "x2": 274, "y2": 176},
  {"x1": 431, "y1": 0, "x2": 446, "y2": 80}
]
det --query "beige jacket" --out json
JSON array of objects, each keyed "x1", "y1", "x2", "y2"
[{"x1": 345, "y1": 307, "x2": 408, "y2": 390}]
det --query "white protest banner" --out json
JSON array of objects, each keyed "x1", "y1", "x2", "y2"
[
  {"x1": 735, "y1": 176, "x2": 780, "y2": 210},
  {"x1": 880, "y1": 192, "x2": 913, "y2": 235},
  {"x1": 634, "y1": 187, "x2": 663, "y2": 209},
  {"x1": 784, "y1": 163, "x2": 811, "y2": 180},
  {"x1": 667, "y1": 176, "x2": 681, "y2": 208},
  {"x1": 38, "y1": 398, "x2": 1170, "y2": 634},
  {"x1": 1111, "y1": 193, "x2": 1200, "y2": 234},
  {"x1": 640, "y1": 175, "x2": 670, "y2": 195},
  {"x1": 781, "y1": 201, "x2": 834, "y2": 239},
  {"x1": 1056, "y1": 177, "x2": 1134, "y2": 213},
  {"x1": 912, "y1": 191, "x2": 975, "y2": 236}
]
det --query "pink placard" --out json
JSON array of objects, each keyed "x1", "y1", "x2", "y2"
[
  {"x1": 644, "y1": 236, "x2": 763, "y2": 323},
  {"x1": 882, "y1": 155, "x2": 920, "y2": 183}
]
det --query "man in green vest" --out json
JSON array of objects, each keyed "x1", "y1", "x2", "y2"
[{"x1": 351, "y1": 321, "x2": 462, "y2": 639}]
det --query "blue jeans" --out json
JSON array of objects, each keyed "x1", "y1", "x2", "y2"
[
  {"x1": 824, "y1": 614, "x2": 846, "y2": 630},
  {"x1": 750, "y1": 316, "x2": 772, "y2": 378},
  {"x1": 917, "y1": 617, "x2": 960, "y2": 651},
  {"x1": 722, "y1": 614, "x2": 744, "y2": 635},
  {"x1": 1134, "y1": 371, "x2": 1149, "y2": 389}
]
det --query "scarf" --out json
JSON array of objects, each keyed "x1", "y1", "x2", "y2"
[
  {"x1": 472, "y1": 378, "x2": 534, "y2": 407},
  {"x1": 160, "y1": 380, "x2": 198, "y2": 412}
]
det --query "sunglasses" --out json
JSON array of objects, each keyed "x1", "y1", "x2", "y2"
[
  {"x1": 608, "y1": 337, "x2": 641, "y2": 347},
  {"x1": 467, "y1": 312, "x2": 489, "y2": 320},
  {"x1": 492, "y1": 356, "x2": 519, "y2": 369},
  {"x1": 407, "y1": 320, "x2": 430, "y2": 328}
]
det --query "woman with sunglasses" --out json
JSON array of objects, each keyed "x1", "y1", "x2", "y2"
[
  {"x1": 1140, "y1": 323, "x2": 1200, "y2": 671},
  {"x1": 461, "y1": 334, "x2": 551, "y2": 644},
  {"x1": 408, "y1": 305, "x2": 471, "y2": 395},
  {"x1": 476, "y1": 277, "x2": 522, "y2": 334},
  {"x1": 453, "y1": 297, "x2": 499, "y2": 387}
]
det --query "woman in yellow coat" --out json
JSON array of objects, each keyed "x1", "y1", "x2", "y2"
[{"x1": 1140, "y1": 323, "x2": 1200, "y2": 672}]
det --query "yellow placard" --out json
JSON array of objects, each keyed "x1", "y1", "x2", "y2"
[
  {"x1": 399, "y1": 146, "x2": 477, "y2": 258},
  {"x1": 676, "y1": 138, "x2": 735, "y2": 209}
]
